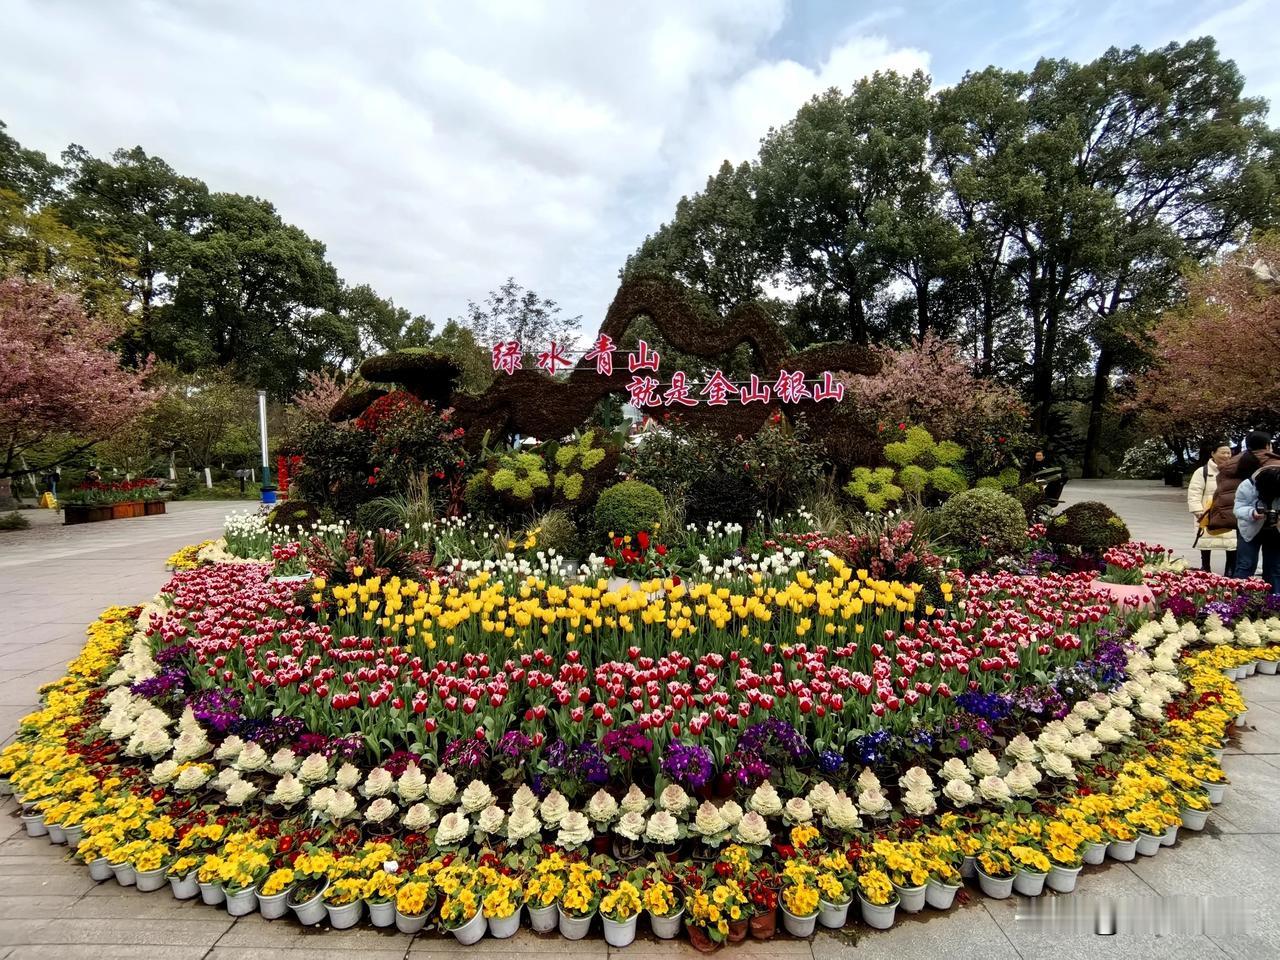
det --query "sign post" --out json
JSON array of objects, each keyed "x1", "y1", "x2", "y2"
[{"x1": 258, "y1": 389, "x2": 276, "y2": 505}]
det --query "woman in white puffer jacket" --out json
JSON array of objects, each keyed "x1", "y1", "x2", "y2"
[{"x1": 1187, "y1": 442, "x2": 1237, "y2": 573}]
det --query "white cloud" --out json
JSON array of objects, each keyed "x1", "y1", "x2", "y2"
[{"x1": 0, "y1": 0, "x2": 935, "y2": 337}]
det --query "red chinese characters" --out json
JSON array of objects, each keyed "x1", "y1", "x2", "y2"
[{"x1": 491, "y1": 340, "x2": 522, "y2": 375}]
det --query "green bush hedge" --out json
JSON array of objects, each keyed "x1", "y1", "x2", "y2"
[
  {"x1": 1048, "y1": 501, "x2": 1130, "y2": 551},
  {"x1": 594, "y1": 480, "x2": 665, "y2": 537},
  {"x1": 935, "y1": 487, "x2": 1027, "y2": 556}
]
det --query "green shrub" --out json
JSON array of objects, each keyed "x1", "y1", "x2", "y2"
[
  {"x1": 490, "y1": 451, "x2": 550, "y2": 503},
  {"x1": 876, "y1": 426, "x2": 968, "y2": 504},
  {"x1": 529, "y1": 509, "x2": 579, "y2": 558},
  {"x1": 1048, "y1": 501, "x2": 1130, "y2": 551},
  {"x1": 551, "y1": 430, "x2": 615, "y2": 504},
  {"x1": 0, "y1": 511, "x2": 30, "y2": 531},
  {"x1": 594, "y1": 480, "x2": 665, "y2": 536},
  {"x1": 845, "y1": 466, "x2": 903, "y2": 512},
  {"x1": 935, "y1": 488, "x2": 1027, "y2": 556},
  {"x1": 267, "y1": 500, "x2": 322, "y2": 535},
  {"x1": 463, "y1": 471, "x2": 499, "y2": 517},
  {"x1": 1010, "y1": 483, "x2": 1048, "y2": 522}
]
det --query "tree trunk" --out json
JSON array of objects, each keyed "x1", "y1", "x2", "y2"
[
  {"x1": 1081, "y1": 344, "x2": 1115, "y2": 478},
  {"x1": 916, "y1": 282, "x2": 929, "y2": 340}
]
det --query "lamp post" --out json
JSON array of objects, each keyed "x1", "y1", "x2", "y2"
[{"x1": 258, "y1": 389, "x2": 276, "y2": 505}]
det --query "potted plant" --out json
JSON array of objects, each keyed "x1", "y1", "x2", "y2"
[
  {"x1": 256, "y1": 867, "x2": 295, "y2": 919},
  {"x1": 685, "y1": 883, "x2": 728, "y2": 953},
  {"x1": 1104, "y1": 815, "x2": 1139, "y2": 861},
  {"x1": 815, "y1": 852, "x2": 855, "y2": 928},
  {"x1": 1010, "y1": 845, "x2": 1050, "y2": 896},
  {"x1": 642, "y1": 875, "x2": 684, "y2": 940},
  {"x1": 857, "y1": 868, "x2": 899, "y2": 929},
  {"x1": 363, "y1": 868, "x2": 401, "y2": 927},
  {"x1": 745, "y1": 866, "x2": 779, "y2": 939},
  {"x1": 779, "y1": 862, "x2": 820, "y2": 938},
  {"x1": 480, "y1": 869, "x2": 523, "y2": 939},
  {"x1": 287, "y1": 848, "x2": 334, "y2": 925},
  {"x1": 132, "y1": 840, "x2": 170, "y2": 892},
  {"x1": 525, "y1": 853, "x2": 568, "y2": 933},
  {"x1": 167, "y1": 854, "x2": 202, "y2": 900},
  {"x1": 18, "y1": 806, "x2": 47, "y2": 838},
  {"x1": 395, "y1": 878, "x2": 435, "y2": 934},
  {"x1": 323, "y1": 876, "x2": 366, "y2": 928},
  {"x1": 923, "y1": 836, "x2": 963, "y2": 910},
  {"x1": 1179, "y1": 788, "x2": 1211, "y2": 831},
  {"x1": 600, "y1": 875, "x2": 644, "y2": 947},
  {"x1": 438, "y1": 861, "x2": 487, "y2": 945},
  {"x1": 1045, "y1": 823, "x2": 1085, "y2": 893},
  {"x1": 558, "y1": 861, "x2": 603, "y2": 940},
  {"x1": 976, "y1": 848, "x2": 1016, "y2": 899},
  {"x1": 871, "y1": 838, "x2": 929, "y2": 913},
  {"x1": 196, "y1": 855, "x2": 225, "y2": 904}
]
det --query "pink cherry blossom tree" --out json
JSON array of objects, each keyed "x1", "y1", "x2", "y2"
[{"x1": 0, "y1": 276, "x2": 153, "y2": 498}]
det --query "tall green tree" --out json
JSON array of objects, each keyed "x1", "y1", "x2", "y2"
[{"x1": 158, "y1": 192, "x2": 343, "y2": 394}]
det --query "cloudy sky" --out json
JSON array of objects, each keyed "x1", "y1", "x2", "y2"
[{"x1": 2, "y1": 0, "x2": 1275, "y2": 333}]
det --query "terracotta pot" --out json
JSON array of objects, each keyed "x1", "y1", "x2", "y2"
[
  {"x1": 749, "y1": 908, "x2": 776, "y2": 939},
  {"x1": 687, "y1": 921, "x2": 721, "y2": 953},
  {"x1": 727, "y1": 917, "x2": 749, "y2": 942}
]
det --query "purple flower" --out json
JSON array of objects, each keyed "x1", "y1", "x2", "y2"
[
  {"x1": 497, "y1": 731, "x2": 533, "y2": 760},
  {"x1": 131, "y1": 667, "x2": 185, "y2": 699},
  {"x1": 442, "y1": 736, "x2": 489, "y2": 772},
  {"x1": 601, "y1": 723, "x2": 653, "y2": 763},
  {"x1": 661, "y1": 742, "x2": 714, "y2": 790},
  {"x1": 187, "y1": 688, "x2": 242, "y2": 734},
  {"x1": 382, "y1": 749, "x2": 423, "y2": 777},
  {"x1": 817, "y1": 749, "x2": 845, "y2": 774}
]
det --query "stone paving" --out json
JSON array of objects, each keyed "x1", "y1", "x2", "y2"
[{"x1": 1, "y1": 484, "x2": 1278, "y2": 959}]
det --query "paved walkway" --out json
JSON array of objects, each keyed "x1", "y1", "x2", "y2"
[{"x1": 1, "y1": 485, "x2": 1278, "y2": 959}]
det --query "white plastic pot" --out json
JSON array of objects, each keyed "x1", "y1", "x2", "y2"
[
  {"x1": 110, "y1": 861, "x2": 136, "y2": 887},
  {"x1": 326, "y1": 899, "x2": 363, "y2": 929},
  {"x1": 558, "y1": 907, "x2": 593, "y2": 941},
  {"x1": 1082, "y1": 842, "x2": 1108, "y2": 865},
  {"x1": 893, "y1": 882, "x2": 927, "y2": 913},
  {"x1": 87, "y1": 857, "x2": 114, "y2": 882},
  {"x1": 1047, "y1": 864, "x2": 1082, "y2": 893},
  {"x1": 1258, "y1": 659, "x2": 1278, "y2": 675},
  {"x1": 858, "y1": 893, "x2": 899, "y2": 930},
  {"x1": 818, "y1": 898, "x2": 851, "y2": 928},
  {"x1": 1136, "y1": 833, "x2": 1163, "y2": 857},
  {"x1": 20, "y1": 810, "x2": 47, "y2": 838},
  {"x1": 64, "y1": 824, "x2": 84, "y2": 849},
  {"x1": 487, "y1": 906, "x2": 522, "y2": 939},
  {"x1": 649, "y1": 908, "x2": 683, "y2": 939},
  {"x1": 395, "y1": 908, "x2": 428, "y2": 934},
  {"x1": 226, "y1": 886, "x2": 258, "y2": 917},
  {"x1": 1246, "y1": 661, "x2": 1258, "y2": 676},
  {"x1": 960, "y1": 856, "x2": 976, "y2": 879},
  {"x1": 1013, "y1": 869, "x2": 1046, "y2": 896},
  {"x1": 289, "y1": 884, "x2": 329, "y2": 925},
  {"x1": 46, "y1": 823, "x2": 67, "y2": 845},
  {"x1": 136, "y1": 867, "x2": 167, "y2": 892},
  {"x1": 257, "y1": 888, "x2": 292, "y2": 919},
  {"x1": 977, "y1": 868, "x2": 1014, "y2": 899},
  {"x1": 1161, "y1": 824, "x2": 1179, "y2": 847},
  {"x1": 528, "y1": 902, "x2": 558, "y2": 933},
  {"x1": 451, "y1": 909, "x2": 488, "y2": 945},
  {"x1": 1202, "y1": 780, "x2": 1227, "y2": 804},
  {"x1": 603, "y1": 913, "x2": 638, "y2": 947},
  {"x1": 368, "y1": 899, "x2": 394, "y2": 927},
  {"x1": 0, "y1": 777, "x2": 11, "y2": 796},
  {"x1": 925, "y1": 880, "x2": 960, "y2": 910},
  {"x1": 1236, "y1": 709, "x2": 1249, "y2": 726},
  {"x1": 1180, "y1": 806, "x2": 1210, "y2": 831},
  {"x1": 169, "y1": 871, "x2": 199, "y2": 899},
  {"x1": 781, "y1": 906, "x2": 817, "y2": 937},
  {"x1": 1108, "y1": 839, "x2": 1137, "y2": 862}
]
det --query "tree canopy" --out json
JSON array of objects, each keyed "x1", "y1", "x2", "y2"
[{"x1": 625, "y1": 38, "x2": 1279, "y2": 473}]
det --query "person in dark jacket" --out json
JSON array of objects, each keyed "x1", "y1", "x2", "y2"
[{"x1": 1208, "y1": 431, "x2": 1277, "y2": 546}]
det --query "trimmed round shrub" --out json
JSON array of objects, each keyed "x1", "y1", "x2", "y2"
[
  {"x1": 935, "y1": 487, "x2": 1028, "y2": 556},
  {"x1": 267, "y1": 500, "x2": 322, "y2": 535},
  {"x1": 594, "y1": 480, "x2": 665, "y2": 536},
  {"x1": 1010, "y1": 482, "x2": 1047, "y2": 522},
  {"x1": 1048, "y1": 501, "x2": 1130, "y2": 551}
]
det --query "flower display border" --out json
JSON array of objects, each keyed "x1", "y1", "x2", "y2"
[{"x1": 2, "y1": 562, "x2": 1272, "y2": 946}]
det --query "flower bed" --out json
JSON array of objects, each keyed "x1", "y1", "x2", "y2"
[{"x1": 3, "y1": 530, "x2": 1277, "y2": 946}]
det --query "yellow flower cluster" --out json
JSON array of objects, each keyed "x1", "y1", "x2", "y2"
[
  {"x1": 601, "y1": 880, "x2": 643, "y2": 921},
  {"x1": 686, "y1": 878, "x2": 747, "y2": 939},
  {"x1": 396, "y1": 880, "x2": 433, "y2": 916},
  {"x1": 642, "y1": 878, "x2": 679, "y2": 918},
  {"x1": 857, "y1": 868, "x2": 894, "y2": 906},
  {"x1": 319, "y1": 557, "x2": 922, "y2": 653},
  {"x1": 437, "y1": 861, "x2": 482, "y2": 927},
  {"x1": 260, "y1": 867, "x2": 295, "y2": 897},
  {"x1": 560, "y1": 862, "x2": 604, "y2": 918},
  {"x1": 166, "y1": 541, "x2": 212, "y2": 571},
  {"x1": 866, "y1": 838, "x2": 930, "y2": 888}
]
